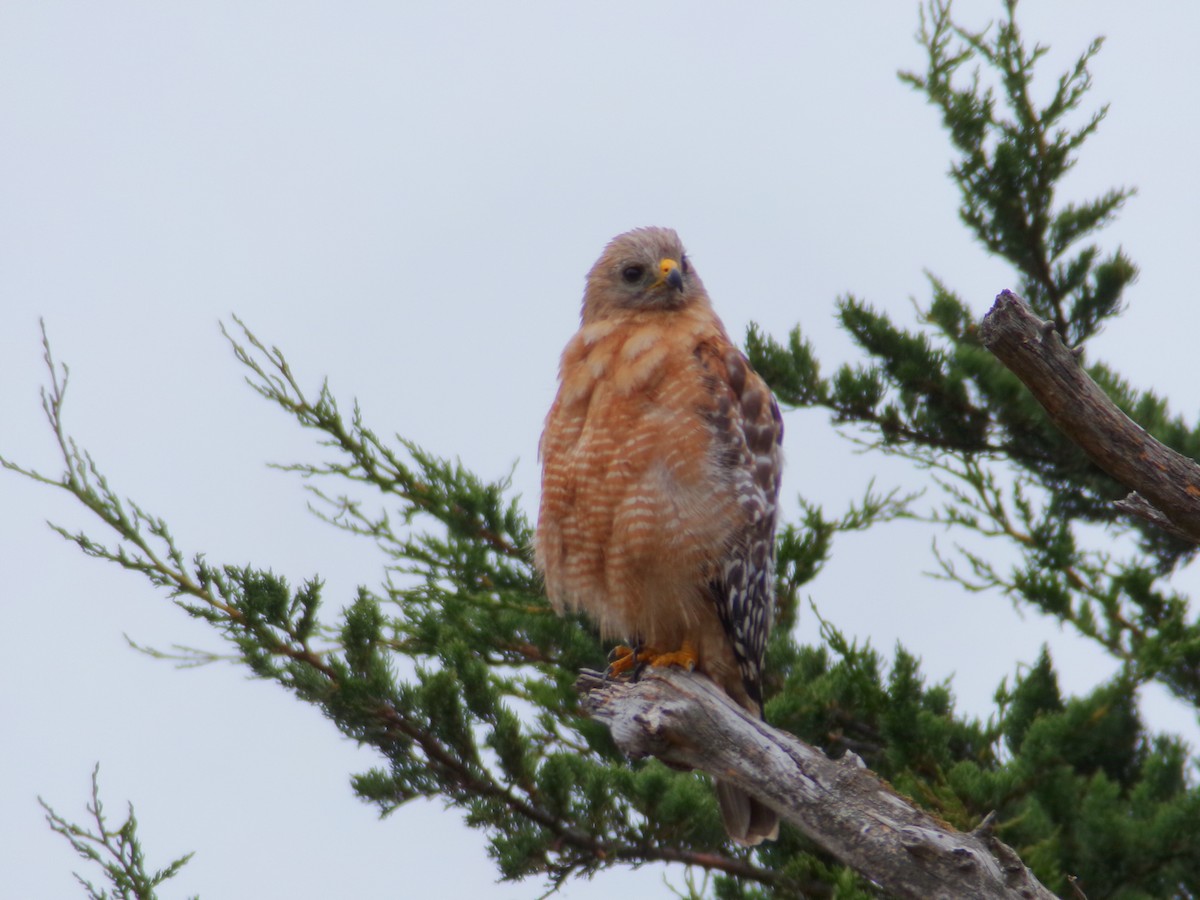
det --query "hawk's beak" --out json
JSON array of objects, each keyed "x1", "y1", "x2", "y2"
[{"x1": 659, "y1": 258, "x2": 685, "y2": 292}]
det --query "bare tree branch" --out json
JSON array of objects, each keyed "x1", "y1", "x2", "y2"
[
  {"x1": 980, "y1": 289, "x2": 1200, "y2": 542},
  {"x1": 1112, "y1": 492, "x2": 1199, "y2": 543},
  {"x1": 578, "y1": 667, "x2": 1059, "y2": 900}
]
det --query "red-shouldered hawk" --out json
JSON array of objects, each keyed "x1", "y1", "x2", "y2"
[{"x1": 536, "y1": 226, "x2": 783, "y2": 846}]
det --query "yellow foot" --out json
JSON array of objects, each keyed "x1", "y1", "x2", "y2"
[
  {"x1": 605, "y1": 642, "x2": 697, "y2": 678},
  {"x1": 606, "y1": 644, "x2": 650, "y2": 677},
  {"x1": 647, "y1": 644, "x2": 697, "y2": 671}
]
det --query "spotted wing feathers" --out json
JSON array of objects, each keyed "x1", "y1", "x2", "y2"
[{"x1": 699, "y1": 344, "x2": 784, "y2": 710}]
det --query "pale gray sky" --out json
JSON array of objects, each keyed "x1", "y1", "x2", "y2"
[{"x1": 3, "y1": 3, "x2": 1199, "y2": 897}]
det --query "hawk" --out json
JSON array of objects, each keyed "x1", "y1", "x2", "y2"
[{"x1": 536, "y1": 226, "x2": 783, "y2": 845}]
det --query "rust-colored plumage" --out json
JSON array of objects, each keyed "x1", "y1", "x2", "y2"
[{"x1": 536, "y1": 227, "x2": 783, "y2": 845}]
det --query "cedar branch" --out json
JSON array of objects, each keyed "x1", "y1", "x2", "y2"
[
  {"x1": 980, "y1": 290, "x2": 1200, "y2": 542},
  {"x1": 578, "y1": 667, "x2": 1059, "y2": 900}
]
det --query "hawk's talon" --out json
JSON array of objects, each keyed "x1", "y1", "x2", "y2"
[
  {"x1": 607, "y1": 644, "x2": 634, "y2": 663},
  {"x1": 605, "y1": 643, "x2": 643, "y2": 679},
  {"x1": 605, "y1": 642, "x2": 698, "y2": 679},
  {"x1": 648, "y1": 645, "x2": 698, "y2": 671}
]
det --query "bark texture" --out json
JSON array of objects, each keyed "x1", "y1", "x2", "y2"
[
  {"x1": 578, "y1": 667, "x2": 1057, "y2": 900},
  {"x1": 980, "y1": 289, "x2": 1200, "y2": 542}
]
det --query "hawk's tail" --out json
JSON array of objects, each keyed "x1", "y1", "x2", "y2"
[{"x1": 715, "y1": 779, "x2": 779, "y2": 846}]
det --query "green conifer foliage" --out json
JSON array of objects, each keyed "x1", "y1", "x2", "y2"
[{"x1": 9, "y1": 1, "x2": 1200, "y2": 897}]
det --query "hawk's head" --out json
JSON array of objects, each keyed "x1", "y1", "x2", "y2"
[{"x1": 581, "y1": 226, "x2": 708, "y2": 323}]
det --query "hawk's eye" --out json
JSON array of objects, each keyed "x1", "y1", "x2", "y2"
[
  {"x1": 621, "y1": 264, "x2": 645, "y2": 284},
  {"x1": 681, "y1": 255, "x2": 691, "y2": 275}
]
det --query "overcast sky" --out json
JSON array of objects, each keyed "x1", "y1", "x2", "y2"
[{"x1": 3, "y1": 3, "x2": 1199, "y2": 897}]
